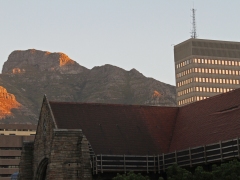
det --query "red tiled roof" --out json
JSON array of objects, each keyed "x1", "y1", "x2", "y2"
[
  {"x1": 47, "y1": 88, "x2": 240, "y2": 155},
  {"x1": 49, "y1": 102, "x2": 178, "y2": 155},
  {"x1": 169, "y1": 88, "x2": 240, "y2": 152}
]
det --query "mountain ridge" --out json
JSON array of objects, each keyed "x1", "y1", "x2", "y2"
[{"x1": 0, "y1": 49, "x2": 176, "y2": 124}]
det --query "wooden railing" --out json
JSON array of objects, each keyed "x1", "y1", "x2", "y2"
[{"x1": 92, "y1": 137, "x2": 240, "y2": 174}]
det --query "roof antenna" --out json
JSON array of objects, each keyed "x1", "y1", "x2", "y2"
[{"x1": 191, "y1": 5, "x2": 197, "y2": 39}]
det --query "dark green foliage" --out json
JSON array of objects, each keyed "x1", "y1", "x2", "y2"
[
  {"x1": 166, "y1": 164, "x2": 193, "y2": 180},
  {"x1": 166, "y1": 159, "x2": 240, "y2": 180},
  {"x1": 112, "y1": 171, "x2": 150, "y2": 180}
]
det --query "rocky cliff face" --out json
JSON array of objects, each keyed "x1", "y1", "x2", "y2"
[
  {"x1": 0, "y1": 86, "x2": 20, "y2": 119},
  {"x1": 2, "y1": 49, "x2": 88, "y2": 74},
  {"x1": 0, "y1": 49, "x2": 176, "y2": 124}
]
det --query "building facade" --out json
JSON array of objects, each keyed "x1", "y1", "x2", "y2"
[
  {"x1": 0, "y1": 124, "x2": 36, "y2": 180},
  {"x1": 19, "y1": 91, "x2": 240, "y2": 179},
  {"x1": 174, "y1": 38, "x2": 240, "y2": 106}
]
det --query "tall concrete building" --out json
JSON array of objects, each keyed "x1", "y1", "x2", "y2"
[
  {"x1": 174, "y1": 38, "x2": 240, "y2": 106},
  {"x1": 0, "y1": 124, "x2": 36, "y2": 180}
]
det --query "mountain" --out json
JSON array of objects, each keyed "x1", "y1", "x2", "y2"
[{"x1": 0, "y1": 49, "x2": 176, "y2": 124}]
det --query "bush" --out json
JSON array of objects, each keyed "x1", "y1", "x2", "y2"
[{"x1": 112, "y1": 171, "x2": 149, "y2": 180}]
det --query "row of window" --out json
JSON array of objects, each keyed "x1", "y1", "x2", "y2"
[
  {"x1": 0, "y1": 147, "x2": 22, "y2": 150},
  {"x1": 0, "y1": 156, "x2": 20, "y2": 159},
  {"x1": 178, "y1": 87, "x2": 233, "y2": 96},
  {"x1": 178, "y1": 77, "x2": 240, "y2": 87},
  {"x1": 0, "y1": 165, "x2": 19, "y2": 168},
  {"x1": 0, "y1": 134, "x2": 35, "y2": 136},
  {"x1": 177, "y1": 68, "x2": 240, "y2": 78},
  {"x1": 176, "y1": 58, "x2": 240, "y2": 69},
  {"x1": 178, "y1": 96, "x2": 209, "y2": 105},
  {"x1": 0, "y1": 129, "x2": 35, "y2": 131}
]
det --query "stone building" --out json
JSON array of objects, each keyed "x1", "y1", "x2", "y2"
[{"x1": 19, "y1": 89, "x2": 240, "y2": 179}]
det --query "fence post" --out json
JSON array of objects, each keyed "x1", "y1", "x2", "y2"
[
  {"x1": 96, "y1": 155, "x2": 98, "y2": 174},
  {"x1": 189, "y1": 148, "x2": 192, "y2": 167},
  {"x1": 204, "y1": 145, "x2": 207, "y2": 164},
  {"x1": 162, "y1": 153, "x2": 165, "y2": 171},
  {"x1": 175, "y1": 150, "x2": 177, "y2": 164},
  {"x1": 124, "y1": 154, "x2": 126, "y2": 173},
  {"x1": 220, "y1": 141, "x2": 223, "y2": 162},
  {"x1": 101, "y1": 154, "x2": 103, "y2": 173},
  {"x1": 147, "y1": 155, "x2": 149, "y2": 173},
  {"x1": 237, "y1": 137, "x2": 240, "y2": 158},
  {"x1": 154, "y1": 155, "x2": 156, "y2": 173}
]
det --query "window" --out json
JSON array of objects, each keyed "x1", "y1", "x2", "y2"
[
  {"x1": 216, "y1": 79, "x2": 219, "y2": 83},
  {"x1": 218, "y1": 60, "x2": 221, "y2": 64},
  {"x1": 202, "y1": 68, "x2": 205, "y2": 73},
  {"x1": 235, "y1": 61, "x2": 238, "y2": 66},
  {"x1": 212, "y1": 60, "x2": 214, "y2": 64},
  {"x1": 232, "y1": 61, "x2": 235, "y2": 66},
  {"x1": 236, "y1": 71, "x2": 239, "y2": 75},
  {"x1": 216, "y1": 69, "x2": 218, "y2": 74},
  {"x1": 219, "y1": 69, "x2": 221, "y2": 74},
  {"x1": 233, "y1": 80, "x2": 236, "y2": 84},
  {"x1": 219, "y1": 79, "x2": 222, "y2": 83},
  {"x1": 205, "y1": 59, "x2": 208, "y2": 64},
  {"x1": 206, "y1": 78, "x2": 209, "y2": 82},
  {"x1": 226, "y1": 79, "x2": 229, "y2": 84},
  {"x1": 210, "y1": 88, "x2": 213, "y2": 92},
  {"x1": 205, "y1": 69, "x2": 208, "y2": 73},
  {"x1": 196, "y1": 77, "x2": 198, "y2": 82},
  {"x1": 200, "y1": 87, "x2": 202, "y2": 91},
  {"x1": 228, "y1": 61, "x2": 231, "y2": 65},
  {"x1": 206, "y1": 87, "x2": 209, "y2": 92},
  {"x1": 222, "y1": 60, "x2": 225, "y2": 65},
  {"x1": 233, "y1": 70, "x2": 235, "y2": 75},
  {"x1": 208, "y1": 59, "x2": 211, "y2": 64},
  {"x1": 217, "y1": 88, "x2": 219, "y2": 93},
  {"x1": 209, "y1": 69, "x2": 212, "y2": 73},
  {"x1": 203, "y1": 87, "x2": 206, "y2": 92},
  {"x1": 212, "y1": 69, "x2": 215, "y2": 73},
  {"x1": 226, "y1": 70, "x2": 228, "y2": 74},
  {"x1": 213, "y1": 88, "x2": 216, "y2": 92},
  {"x1": 202, "y1": 78, "x2": 205, "y2": 82},
  {"x1": 199, "y1": 78, "x2": 202, "y2": 82},
  {"x1": 215, "y1": 60, "x2": 218, "y2": 64},
  {"x1": 195, "y1": 68, "x2": 198, "y2": 72},
  {"x1": 196, "y1": 87, "x2": 199, "y2": 91},
  {"x1": 229, "y1": 70, "x2": 232, "y2": 75},
  {"x1": 237, "y1": 80, "x2": 239, "y2": 84},
  {"x1": 223, "y1": 79, "x2": 225, "y2": 83},
  {"x1": 222, "y1": 69, "x2": 225, "y2": 74},
  {"x1": 230, "y1": 79, "x2": 232, "y2": 84},
  {"x1": 213, "y1": 78, "x2": 215, "y2": 83},
  {"x1": 198, "y1": 59, "x2": 201, "y2": 63},
  {"x1": 209, "y1": 78, "x2": 212, "y2": 83}
]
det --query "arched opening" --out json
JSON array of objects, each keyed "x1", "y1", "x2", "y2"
[{"x1": 35, "y1": 158, "x2": 48, "y2": 180}]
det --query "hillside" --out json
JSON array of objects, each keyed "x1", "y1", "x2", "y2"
[{"x1": 0, "y1": 49, "x2": 176, "y2": 124}]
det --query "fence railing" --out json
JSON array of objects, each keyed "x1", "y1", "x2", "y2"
[{"x1": 92, "y1": 137, "x2": 240, "y2": 174}]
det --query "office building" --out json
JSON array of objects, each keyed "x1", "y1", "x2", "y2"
[
  {"x1": 174, "y1": 38, "x2": 240, "y2": 106},
  {"x1": 0, "y1": 124, "x2": 36, "y2": 180}
]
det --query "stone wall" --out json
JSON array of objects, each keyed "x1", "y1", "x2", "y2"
[
  {"x1": 47, "y1": 129, "x2": 92, "y2": 180},
  {"x1": 18, "y1": 141, "x2": 34, "y2": 180}
]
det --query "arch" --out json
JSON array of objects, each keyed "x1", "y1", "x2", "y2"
[{"x1": 35, "y1": 158, "x2": 48, "y2": 180}]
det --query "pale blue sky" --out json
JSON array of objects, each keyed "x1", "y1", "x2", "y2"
[{"x1": 0, "y1": 1, "x2": 240, "y2": 85}]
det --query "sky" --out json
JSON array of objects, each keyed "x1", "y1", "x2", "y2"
[{"x1": 0, "y1": 1, "x2": 240, "y2": 86}]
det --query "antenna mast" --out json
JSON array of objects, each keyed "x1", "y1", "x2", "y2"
[{"x1": 191, "y1": 8, "x2": 197, "y2": 38}]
